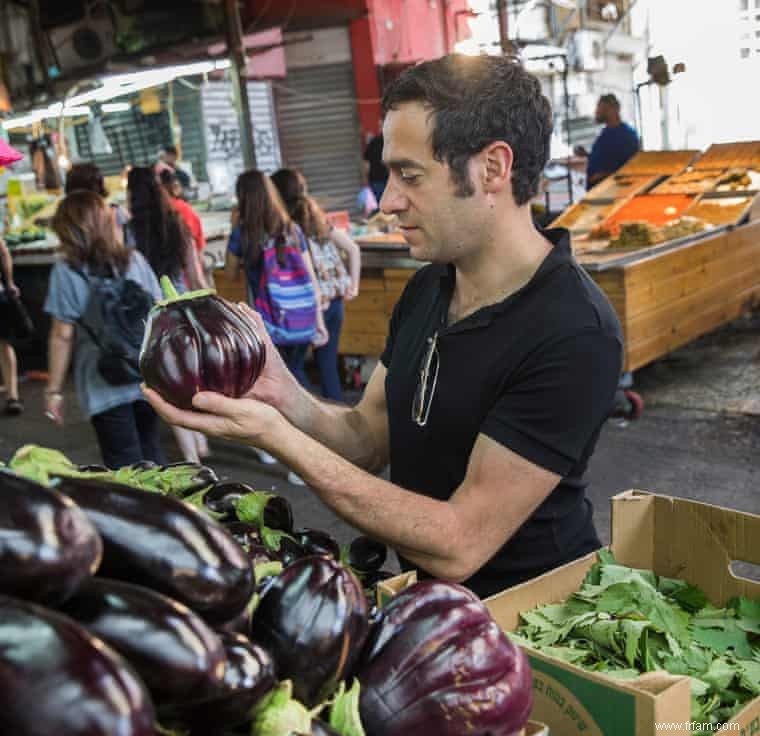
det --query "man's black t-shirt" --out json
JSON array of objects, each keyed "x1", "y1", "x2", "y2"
[
  {"x1": 380, "y1": 228, "x2": 623, "y2": 598},
  {"x1": 364, "y1": 135, "x2": 388, "y2": 185}
]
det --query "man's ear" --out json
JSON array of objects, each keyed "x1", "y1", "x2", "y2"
[{"x1": 481, "y1": 142, "x2": 513, "y2": 194}]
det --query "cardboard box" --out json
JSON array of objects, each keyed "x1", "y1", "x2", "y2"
[{"x1": 484, "y1": 490, "x2": 760, "y2": 736}]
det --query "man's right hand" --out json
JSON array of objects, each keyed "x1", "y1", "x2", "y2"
[{"x1": 234, "y1": 302, "x2": 304, "y2": 418}]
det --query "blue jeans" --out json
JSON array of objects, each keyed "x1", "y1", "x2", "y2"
[
  {"x1": 278, "y1": 343, "x2": 310, "y2": 387},
  {"x1": 90, "y1": 399, "x2": 166, "y2": 469},
  {"x1": 314, "y1": 297, "x2": 344, "y2": 401}
]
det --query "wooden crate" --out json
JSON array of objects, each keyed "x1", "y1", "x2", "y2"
[
  {"x1": 693, "y1": 140, "x2": 760, "y2": 170},
  {"x1": 586, "y1": 219, "x2": 760, "y2": 371},
  {"x1": 339, "y1": 267, "x2": 415, "y2": 357},
  {"x1": 617, "y1": 150, "x2": 699, "y2": 175}
]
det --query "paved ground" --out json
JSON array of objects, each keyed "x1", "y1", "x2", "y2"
[{"x1": 2, "y1": 312, "x2": 759, "y2": 576}]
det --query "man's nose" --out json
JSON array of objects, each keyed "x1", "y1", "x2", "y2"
[{"x1": 380, "y1": 178, "x2": 408, "y2": 215}]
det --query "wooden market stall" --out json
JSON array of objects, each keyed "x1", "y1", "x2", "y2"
[{"x1": 335, "y1": 143, "x2": 760, "y2": 374}]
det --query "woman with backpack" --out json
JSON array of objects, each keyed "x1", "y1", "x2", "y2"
[
  {"x1": 225, "y1": 169, "x2": 327, "y2": 382},
  {"x1": 126, "y1": 166, "x2": 209, "y2": 463},
  {"x1": 44, "y1": 190, "x2": 166, "y2": 468},
  {"x1": 271, "y1": 168, "x2": 361, "y2": 401}
]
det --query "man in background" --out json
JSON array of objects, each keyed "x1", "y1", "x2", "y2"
[
  {"x1": 363, "y1": 131, "x2": 388, "y2": 204},
  {"x1": 585, "y1": 94, "x2": 639, "y2": 188},
  {"x1": 157, "y1": 144, "x2": 192, "y2": 191}
]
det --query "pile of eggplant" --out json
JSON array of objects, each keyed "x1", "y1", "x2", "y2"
[{"x1": 0, "y1": 446, "x2": 533, "y2": 736}]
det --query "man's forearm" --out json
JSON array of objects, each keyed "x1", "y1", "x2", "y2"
[
  {"x1": 268, "y1": 418, "x2": 469, "y2": 580},
  {"x1": 280, "y1": 390, "x2": 387, "y2": 472}
]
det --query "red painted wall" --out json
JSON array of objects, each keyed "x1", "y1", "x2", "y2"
[
  {"x1": 349, "y1": 16, "x2": 383, "y2": 142},
  {"x1": 367, "y1": 0, "x2": 472, "y2": 66}
]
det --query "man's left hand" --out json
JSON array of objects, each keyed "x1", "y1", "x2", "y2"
[{"x1": 143, "y1": 387, "x2": 284, "y2": 448}]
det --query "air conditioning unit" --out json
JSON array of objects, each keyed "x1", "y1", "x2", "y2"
[
  {"x1": 47, "y1": 2, "x2": 117, "y2": 75},
  {"x1": 568, "y1": 29, "x2": 606, "y2": 72}
]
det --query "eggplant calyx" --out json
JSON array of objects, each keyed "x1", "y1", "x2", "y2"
[
  {"x1": 251, "y1": 680, "x2": 323, "y2": 735},
  {"x1": 156, "y1": 274, "x2": 216, "y2": 307},
  {"x1": 234, "y1": 490, "x2": 274, "y2": 526},
  {"x1": 260, "y1": 525, "x2": 297, "y2": 553},
  {"x1": 255, "y1": 560, "x2": 283, "y2": 585},
  {"x1": 328, "y1": 680, "x2": 366, "y2": 736},
  {"x1": 182, "y1": 486, "x2": 224, "y2": 519}
]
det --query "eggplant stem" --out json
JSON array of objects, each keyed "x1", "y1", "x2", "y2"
[{"x1": 160, "y1": 275, "x2": 179, "y2": 300}]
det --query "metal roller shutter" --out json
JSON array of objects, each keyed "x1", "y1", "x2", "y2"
[
  {"x1": 275, "y1": 62, "x2": 363, "y2": 214},
  {"x1": 201, "y1": 78, "x2": 282, "y2": 191}
]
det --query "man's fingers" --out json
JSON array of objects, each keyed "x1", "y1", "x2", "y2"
[
  {"x1": 192, "y1": 391, "x2": 245, "y2": 417},
  {"x1": 142, "y1": 387, "x2": 232, "y2": 435}
]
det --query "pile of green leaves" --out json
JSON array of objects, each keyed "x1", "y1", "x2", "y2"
[{"x1": 512, "y1": 550, "x2": 760, "y2": 728}]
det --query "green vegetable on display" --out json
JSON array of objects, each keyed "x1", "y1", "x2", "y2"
[{"x1": 513, "y1": 550, "x2": 760, "y2": 729}]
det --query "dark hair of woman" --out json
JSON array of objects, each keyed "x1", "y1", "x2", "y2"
[
  {"x1": 52, "y1": 190, "x2": 130, "y2": 275},
  {"x1": 236, "y1": 169, "x2": 292, "y2": 267},
  {"x1": 270, "y1": 168, "x2": 320, "y2": 241},
  {"x1": 64, "y1": 162, "x2": 108, "y2": 197},
  {"x1": 127, "y1": 166, "x2": 189, "y2": 280}
]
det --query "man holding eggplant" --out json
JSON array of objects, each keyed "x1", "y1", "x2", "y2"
[{"x1": 145, "y1": 54, "x2": 622, "y2": 599}]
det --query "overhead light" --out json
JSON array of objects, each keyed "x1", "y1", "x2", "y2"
[
  {"x1": 102, "y1": 102, "x2": 131, "y2": 113},
  {"x1": 601, "y1": 2, "x2": 619, "y2": 21},
  {"x1": 2, "y1": 58, "x2": 232, "y2": 131}
]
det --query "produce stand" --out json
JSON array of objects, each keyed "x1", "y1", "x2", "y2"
[
  {"x1": 339, "y1": 143, "x2": 760, "y2": 374},
  {"x1": 381, "y1": 490, "x2": 760, "y2": 735}
]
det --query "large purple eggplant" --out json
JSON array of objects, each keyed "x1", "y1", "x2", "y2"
[
  {"x1": 59, "y1": 578, "x2": 226, "y2": 707},
  {"x1": 250, "y1": 556, "x2": 369, "y2": 707},
  {"x1": 53, "y1": 475, "x2": 254, "y2": 623},
  {"x1": 0, "y1": 595, "x2": 156, "y2": 735},
  {"x1": 357, "y1": 581, "x2": 533, "y2": 736},
  {"x1": 140, "y1": 279, "x2": 265, "y2": 410},
  {"x1": 165, "y1": 632, "x2": 275, "y2": 734},
  {"x1": 0, "y1": 469, "x2": 102, "y2": 605}
]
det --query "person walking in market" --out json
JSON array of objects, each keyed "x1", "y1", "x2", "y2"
[
  {"x1": 44, "y1": 190, "x2": 166, "y2": 468},
  {"x1": 270, "y1": 168, "x2": 361, "y2": 402},
  {"x1": 144, "y1": 53, "x2": 623, "y2": 599},
  {"x1": 0, "y1": 234, "x2": 24, "y2": 416},
  {"x1": 126, "y1": 166, "x2": 210, "y2": 463}
]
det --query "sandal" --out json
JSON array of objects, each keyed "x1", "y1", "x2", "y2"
[{"x1": 4, "y1": 398, "x2": 24, "y2": 416}]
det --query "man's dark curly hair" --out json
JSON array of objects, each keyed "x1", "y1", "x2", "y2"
[{"x1": 382, "y1": 54, "x2": 553, "y2": 205}]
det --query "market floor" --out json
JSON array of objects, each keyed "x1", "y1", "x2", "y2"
[{"x1": 2, "y1": 313, "x2": 759, "y2": 575}]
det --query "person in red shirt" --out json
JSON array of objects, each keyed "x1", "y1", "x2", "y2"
[{"x1": 159, "y1": 170, "x2": 206, "y2": 254}]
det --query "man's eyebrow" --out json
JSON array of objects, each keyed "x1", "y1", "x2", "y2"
[{"x1": 384, "y1": 158, "x2": 425, "y2": 171}]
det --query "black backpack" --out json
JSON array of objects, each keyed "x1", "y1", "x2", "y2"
[{"x1": 74, "y1": 268, "x2": 155, "y2": 386}]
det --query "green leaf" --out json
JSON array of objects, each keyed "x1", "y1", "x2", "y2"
[
  {"x1": 736, "y1": 659, "x2": 760, "y2": 696},
  {"x1": 329, "y1": 680, "x2": 366, "y2": 736},
  {"x1": 620, "y1": 619, "x2": 649, "y2": 668},
  {"x1": 671, "y1": 584, "x2": 709, "y2": 613},
  {"x1": 701, "y1": 657, "x2": 736, "y2": 692},
  {"x1": 730, "y1": 597, "x2": 760, "y2": 635},
  {"x1": 693, "y1": 618, "x2": 754, "y2": 659},
  {"x1": 254, "y1": 560, "x2": 283, "y2": 585}
]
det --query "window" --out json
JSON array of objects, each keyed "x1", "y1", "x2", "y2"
[
  {"x1": 756, "y1": 29, "x2": 760, "y2": 36},
  {"x1": 741, "y1": 47, "x2": 751, "y2": 57},
  {"x1": 741, "y1": 0, "x2": 749, "y2": 8},
  {"x1": 755, "y1": 0, "x2": 760, "y2": 8}
]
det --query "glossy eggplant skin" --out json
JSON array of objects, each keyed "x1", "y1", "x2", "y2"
[
  {"x1": 357, "y1": 581, "x2": 533, "y2": 736},
  {"x1": 54, "y1": 476, "x2": 255, "y2": 623},
  {"x1": 0, "y1": 469, "x2": 102, "y2": 605},
  {"x1": 59, "y1": 578, "x2": 226, "y2": 707},
  {"x1": 348, "y1": 536, "x2": 387, "y2": 575},
  {"x1": 295, "y1": 528, "x2": 340, "y2": 560},
  {"x1": 165, "y1": 632, "x2": 275, "y2": 735},
  {"x1": 250, "y1": 556, "x2": 369, "y2": 707},
  {"x1": 140, "y1": 293, "x2": 265, "y2": 410},
  {"x1": 0, "y1": 595, "x2": 157, "y2": 736}
]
